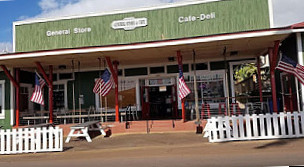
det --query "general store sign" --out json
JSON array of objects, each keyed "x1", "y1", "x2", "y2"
[{"x1": 111, "y1": 17, "x2": 148, "y2": 30}]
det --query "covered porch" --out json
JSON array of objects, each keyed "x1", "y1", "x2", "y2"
[{"x1": 0, "y1": 26, "x2": 296, "y2": 127}]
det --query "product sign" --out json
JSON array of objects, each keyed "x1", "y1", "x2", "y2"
[{"x1": 111, "y1": 17, "x2": 148, "y2": 30}]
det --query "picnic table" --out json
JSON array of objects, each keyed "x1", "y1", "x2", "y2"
[{"x1": 65, "y1": 121, "x2": 112, "y2": 143}]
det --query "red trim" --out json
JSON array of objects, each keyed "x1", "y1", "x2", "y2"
[
  {"x1": 0, "y1": 65, "x2": 18, "y2": 88},
  {"x1": 35, "y1": 62, "x2": 52, "y2": 86}
]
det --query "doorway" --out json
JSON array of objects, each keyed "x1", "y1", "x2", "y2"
[{"x1": 141, "y1": 85, "x2": 177, "y2": 120}]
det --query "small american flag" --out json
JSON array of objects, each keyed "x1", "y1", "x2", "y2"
[
  {"x1": 276, "y1": 55, "x2": 304, "y2": 84},
  {"x1": 93, "y1": 68, "x2": 114, "y2": 96},
  {"x1": 30, "y1": 74, "x2": 46, "y2": 105},
  {"x1": 178, "y1": 64, "x2": 191, "y2": 99}
]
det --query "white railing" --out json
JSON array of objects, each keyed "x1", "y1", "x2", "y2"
[
  {"x1": 0, "y1": 127, "x2": 63, "y2": 154},
  {"x1": 203, "y1": 112, "x2": 304, "y2": 142}
]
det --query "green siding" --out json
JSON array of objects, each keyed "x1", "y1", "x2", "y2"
[
  {"x1": 0, "y1": 72, "x2": 11, "y2": 129},
  {"x1": 15, "y1": 0, "x2": 270, "y2": 52}
]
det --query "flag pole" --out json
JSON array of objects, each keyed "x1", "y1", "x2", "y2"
[
  {"x1": 223, "y1": 47, "x2": 230, "y2": 116},
  {"x1": 193, "y1": 50, "x2": 200, "y2": 125}
]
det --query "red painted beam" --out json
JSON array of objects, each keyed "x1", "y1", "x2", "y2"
[
  {"x1": 269, "y1": 47, "x2": 278, "y2": 113},
  {"x1": 105, "y1": 57, "x2": 118, "y2": 84},
  {"x1": 113, "y1": 61, "x2": 119, "y2": 122},
  {"x1": 15, "y1": 69, "x2": 20, "y2": 127},
  {"x1": 35, "y1": 62, "x2": 52, "y2": 86},
  {"x1": 177, "y1": 51, "x2": 186, "y2": 122},
  {"x1": 105, "y1": 57, "x2": 120, "y2": 122},
  {"x1": 48, "y1": 65, "x2": 53, "y2": 124},
  {"x1": 0, "y1": 65, "x2": 20, "y2": 126},
  {"x1": 0, "y1": 65, "x2": 18, "y2": 88}
]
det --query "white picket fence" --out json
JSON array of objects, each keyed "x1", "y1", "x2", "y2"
[
  {"x1": 0, "y1": 127, "x2": 63, "y2": 154},
  {"x1": 203, "y1": 112, "x2": 304, "y2": 142}
]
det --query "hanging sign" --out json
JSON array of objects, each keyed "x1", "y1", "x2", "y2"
[{"x1": 111, "y1": 17, "x2": 148, "y2": 30}]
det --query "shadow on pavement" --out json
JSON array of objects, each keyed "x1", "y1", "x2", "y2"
[{"x1": 254, "y1": 138, "x2": 299, "y2": 149}]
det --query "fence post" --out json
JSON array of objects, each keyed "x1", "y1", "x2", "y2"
[
  {"x1": 245, "y1": 114, "x2": 252, "y2": 139},
  {"x1": 12, "y1": 129, "x2": 17, "y2": 154},
  {"x1": 286, "y1": 112, "x2": 293, "y2": 136},
  {"x1": 0, "y1": 129, "x2": 4, "y2": 154},
  {"x1": 279, "y1": 112, "x2": 286, "y2": 137},
  {"x1": 252, "y1": 114, "x2": 258, "y2": 137},
  {"x1": 294, "y1": 112, "x2": 300, "y2": 137},
  {"x1": 272, "y1": 113, "x2": 279, "y2": 136}
]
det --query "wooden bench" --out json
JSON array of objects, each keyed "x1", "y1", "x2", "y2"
[{"x1": 65, "y1": 121, "x2": 111, "y2": 143}]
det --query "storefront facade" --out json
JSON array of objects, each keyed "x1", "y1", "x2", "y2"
[{"x1": 0, "y1": 0, "x2": 304, "y2": 128}]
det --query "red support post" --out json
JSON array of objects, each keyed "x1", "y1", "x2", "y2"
[
  {"x1": 0, "y1": 65, "x2": 20, "y2": 127},
  {"x1": 49, "y1": 65, "x2": 53, "y2": 124},
  {"x1": 35, "y1": 62, "x2": 53, "y2": 123},
  {"x1": 105, "y1": 57, "x2": 119, "y2": 122},
  {"x1": 257, "y1": 57, "x2": 263, "y2": 102},
  {"x1": 15, "y1": 69, "x2": 20, "y2": 127},
  {"x1": 113, "y1": 61, "x2": 119, "y2": 122},
  {"x1": 177, "y1": 51, "x2": 186, "y2": 121},
  {"x1": 269, "y1": 47, "x2": 278, "y2": 113}
]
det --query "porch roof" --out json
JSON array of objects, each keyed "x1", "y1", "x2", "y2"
[{"x1": 1, "y1": 22, "x2": 304, "y2": 71}]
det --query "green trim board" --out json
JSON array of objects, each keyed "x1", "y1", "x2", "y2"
[{"x1": 15, "y1": 0, "x2": 270, "y2": 52}]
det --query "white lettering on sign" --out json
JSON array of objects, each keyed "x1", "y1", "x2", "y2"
[
  {"x1": 111, "y1": 17, "x2": 147, "y2": 30},
  {"x1": 46, "y1": 27, "x2": 91, "y2": 37},
  {"x1": 178, "y1": 12, "x2": 216, "y2": 23}
]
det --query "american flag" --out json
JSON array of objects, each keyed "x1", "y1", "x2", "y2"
[
  {"x1": 276, "y1": 55, "x2": 304, "y2": 84},
  {"x1": 178, "y1": 64, "x2": 191, "y2": 99},
  {"x1": 93, "y1": 68, "x2": 114, "y2": 96},
  {"x1": 30, "y1": 74, "x2": 46, "y2": 105}
]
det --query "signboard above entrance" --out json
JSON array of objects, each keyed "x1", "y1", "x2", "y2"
[
  {"x1": 14, "y1": 0, "x2": 271, "y2": 52},
  {"x1": 111, "y1": 17, "x2": 148, "y2": 30}
]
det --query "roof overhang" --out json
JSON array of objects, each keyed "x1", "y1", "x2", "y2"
[{"x1": 0, "y1": 26, "x2": 303, "y2": 70}]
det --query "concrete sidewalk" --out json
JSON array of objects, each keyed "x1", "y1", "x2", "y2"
[{"x1": 1, "y1": 132, "x2": 304, "y2": 167}]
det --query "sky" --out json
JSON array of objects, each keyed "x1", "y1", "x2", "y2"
[{"x1": 0, "y1": 0, "x2": 304, "y2": 54}]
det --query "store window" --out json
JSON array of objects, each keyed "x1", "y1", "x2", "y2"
[
  {"x1": 150, "y1": 66, "x2": 165, "y2": 74},
  {"x1": 125, "y1": 67, "x2": 147, "y2": 76},
  {"x1": 0, "y1": 81, "x2": 5, "y2": 119},
  {"x1": 53, "y1": 83, "x2": 67, "y2": 113},
  {"x1": 167, "y1": 64, "x2": 189, "y2": 73},
  {"x1": 95, "y1": 78, "x2": 136, "y2": 110},
  {"x1": 184, "y1": 71, "x2": 226, "y2": 107}
]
